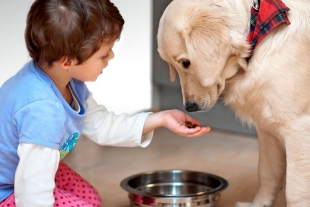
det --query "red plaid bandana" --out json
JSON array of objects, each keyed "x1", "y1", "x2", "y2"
[{"x1": 247, "y1": 0, "x2": 290, "y2": 57}]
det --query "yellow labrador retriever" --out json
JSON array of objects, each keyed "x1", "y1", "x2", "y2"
[{"x1": 157, "y1": 0, "x2": 310, "y2": 206}]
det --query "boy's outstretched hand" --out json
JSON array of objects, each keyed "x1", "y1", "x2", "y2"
[{"x1": 143, "y1": 109, "x2": 211, "y2": 137}]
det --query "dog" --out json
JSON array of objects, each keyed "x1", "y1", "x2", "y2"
[{"x1": 157, "y1": 0, "x2": 310, "y2": 206}]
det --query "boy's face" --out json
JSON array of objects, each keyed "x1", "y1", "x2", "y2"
[{"x1": 70, "y1": 40, "x2": 115, "y2": 82}]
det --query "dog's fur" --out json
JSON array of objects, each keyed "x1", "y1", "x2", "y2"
[{"x1": 157, "y1": 0, "x2": 310, "y2": 206}]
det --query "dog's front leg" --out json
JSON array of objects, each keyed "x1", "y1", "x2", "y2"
[
  {"x1": 285, "y1": 121, "x2": 310, "y2": 207},
  {"x1": 236, "y1": 128, "x2": 286, "y2": 207}
]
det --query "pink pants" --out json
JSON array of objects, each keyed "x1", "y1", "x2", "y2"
[{"x1": 0, "y1": 161, "x2": 102, "y2": 207}]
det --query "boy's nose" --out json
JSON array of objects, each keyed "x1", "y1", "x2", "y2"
[{"x1": 109, "y1": 50, "x2": 114, "y2": 60}]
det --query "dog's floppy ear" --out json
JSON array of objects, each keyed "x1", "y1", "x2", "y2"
[
  {"x1": 231, "y1": 39, "x2": 251, "y2": 70},
  {"x1": 169, "y1": 63, "x2": 177, "y2": 82}
]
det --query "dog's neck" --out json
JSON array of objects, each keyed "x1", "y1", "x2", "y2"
[
  {"x1": 246, "y1": 0, "x2": 290, "y2": 58},
  {"x1": 222, "y1": 0, "x2": 290, "y2": 60},
  {"x1": 222, "y1": 0, "x2": 253, "y2": 41}
]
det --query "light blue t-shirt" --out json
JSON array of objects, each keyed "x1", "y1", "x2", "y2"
[{"x1": 0, "y1": 60, "x2": 89, "y2": 201}]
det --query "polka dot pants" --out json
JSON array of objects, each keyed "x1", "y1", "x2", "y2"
[{"x1": 0, "y1": 161, "x2": 102, "y2": 207}]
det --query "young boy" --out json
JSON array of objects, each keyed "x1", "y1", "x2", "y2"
[{"x1": 0, "y1": 0, "x2": 210, "y2": 206}]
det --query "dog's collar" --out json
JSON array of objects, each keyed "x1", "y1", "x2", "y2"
[
  {"x1": 253, "y1": 0, "x2": 260, "y2": 10},
  {"x1": 247, "y1": 0, "x2": 290, "y2": 60}
]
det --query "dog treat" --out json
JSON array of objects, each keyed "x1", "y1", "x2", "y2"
[{"x1": 185, "y1": 121, "x2": 198, "y2": 129}]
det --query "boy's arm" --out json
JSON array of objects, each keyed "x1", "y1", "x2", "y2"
[
  {"x1": 83, "y1": 92, "x2": 153, "y2": 147},
  {"x1": 15, "y1": 143, "x2": 59, "y2": 207},
  {"x1": 143, "y1": 110, "x2": 211, "y2": 137}
]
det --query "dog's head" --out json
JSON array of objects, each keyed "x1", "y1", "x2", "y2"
[{"x1": 157, "y1": 0, "x2": 249, "y2": 112}]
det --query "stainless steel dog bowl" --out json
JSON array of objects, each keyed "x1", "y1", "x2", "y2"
[{"x1": 120, "y1": 169, "x2": 228, "y2": 207}]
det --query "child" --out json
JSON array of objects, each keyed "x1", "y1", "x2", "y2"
[{"x1": 0, "y1": 0, "x2": 210, "y2": 206}]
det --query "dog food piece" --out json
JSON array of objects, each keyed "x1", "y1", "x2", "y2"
[{"x1": 185, "y1": 121, "x2": 198, "y2": 128}]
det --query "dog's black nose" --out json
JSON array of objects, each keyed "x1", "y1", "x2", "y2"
[{"x1": 185, "y1": 103, "x2": 199, "y2": 112}]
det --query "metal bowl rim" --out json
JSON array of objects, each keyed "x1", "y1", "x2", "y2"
[{"x1": 120, "y1": 169, "x2": 228, "y2": 198}]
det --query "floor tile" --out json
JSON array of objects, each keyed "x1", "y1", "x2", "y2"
[{"x1": 64, "y1": 128, "x2": 286, "y2": 207}]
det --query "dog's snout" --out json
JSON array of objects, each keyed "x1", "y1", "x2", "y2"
[{"x1": 185, "y1": 102, "x2": 199, "y2": 112}]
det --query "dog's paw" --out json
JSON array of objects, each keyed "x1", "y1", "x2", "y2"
[{"x1": 235, "y1": 202, "x2": 252, "y2": 207}]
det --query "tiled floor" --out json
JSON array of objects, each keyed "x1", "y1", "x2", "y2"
[{"x1": 63, "y1": 128, "x2": 286, "y2": 207}]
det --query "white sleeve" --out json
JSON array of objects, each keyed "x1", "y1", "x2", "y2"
[
  {"x1": 82, "y1": 92, "x2": 154, "y2": 147},
  {"x1": 15, "y1": 143, "x2": 59, "y2": 207}
]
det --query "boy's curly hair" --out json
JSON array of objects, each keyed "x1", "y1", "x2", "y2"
[{"x1": 25, "y1": 0, "x2": 124, "y2": 67}]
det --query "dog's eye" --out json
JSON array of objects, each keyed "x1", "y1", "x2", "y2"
[{"x1": 181, "y1": 60, "x2": 190, "y2": 69}]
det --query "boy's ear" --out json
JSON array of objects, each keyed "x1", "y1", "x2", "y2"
[{"x1": 58, "y1": 56, "x2": 77, "y2": 70}]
